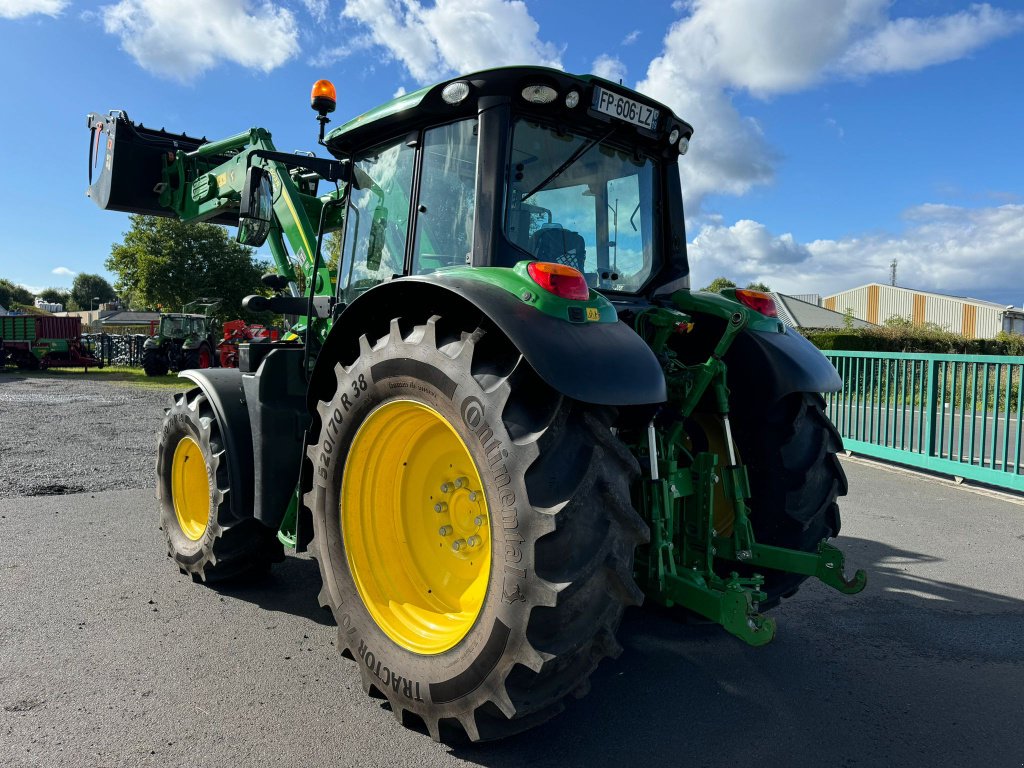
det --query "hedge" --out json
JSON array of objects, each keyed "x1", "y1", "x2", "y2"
[{"x1": 801, "y1": 327, "x2": 1024, "y2": 355}]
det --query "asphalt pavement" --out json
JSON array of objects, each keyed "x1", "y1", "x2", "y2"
[{"x1": 1, "y1": 460, "x2": 1022, "y2": 768}]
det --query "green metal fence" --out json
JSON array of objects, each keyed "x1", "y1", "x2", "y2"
[{"x1": 823, "y1": 351, "x2": 1024, "y2": 492}]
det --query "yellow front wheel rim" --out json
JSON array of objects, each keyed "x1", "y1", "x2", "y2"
[
  {"x1": 171, "y1": 435, "x2": 210, "y2": 541},
  {"x1": 341, "y1": 400, "x2": 492, "y2": 655}
]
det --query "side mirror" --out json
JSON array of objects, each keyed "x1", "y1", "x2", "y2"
[
  {"x1": 237, "y1": 166, "x2": 274, "y2": 247},
  {"x1": 367, "y1": 205, "x2": 388, "y2": 272}
]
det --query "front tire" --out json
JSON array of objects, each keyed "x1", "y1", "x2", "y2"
[
  {"x1": 143, "y1": 348, "x2": 169, "y2": 377},
  {"x1": 305, "y1": 315, "x2": 648, "y2": 742},
  {"x1": 156, "y1": 388, "x2": 283, "y2": 581}
]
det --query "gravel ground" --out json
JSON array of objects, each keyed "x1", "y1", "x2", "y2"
[{"x1": 0, "y1": 371, "x2": 178, "y2": 499}]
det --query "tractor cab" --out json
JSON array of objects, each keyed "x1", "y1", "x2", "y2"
[{"x1": 322, "y1": 68, "x2": 693, "y2": 305}]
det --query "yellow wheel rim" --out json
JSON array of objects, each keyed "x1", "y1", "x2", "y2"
[
  {"x1": 341, "y1": 400, "x2": 492, "y2": 655},
  {"x1": 171, "y1": 435, "x2": 210, "y2": 541}
]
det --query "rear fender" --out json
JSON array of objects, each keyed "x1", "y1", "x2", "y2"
[
  {"x1": 308, "y1": 276, "x2": 667, "y2": 409},
  {"x1": 724, "y1": 327, "x2": 842, "y2": 410}
]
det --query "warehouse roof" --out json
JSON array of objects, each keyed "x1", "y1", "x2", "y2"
[
  {"x1": 772, "y1": 293, "x2": 876, "y2": 330},
  {"x1": 98, "y1": 311, "x2": 160, "y2": 325}
]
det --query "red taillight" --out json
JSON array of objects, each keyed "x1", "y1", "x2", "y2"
[
  {"x1": 734, "y1": 289, "x2": 777, "y2": 318},
  {"x1": 527, "y1": 261, "x2": 590, "y2": 301}
]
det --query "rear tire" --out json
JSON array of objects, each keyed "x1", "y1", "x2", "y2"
[
  {"x1": 156, "y1": 388, "x2": 283, "y2": 582},
  {"x1": 305, "y1": 315, "x2": 648, "y2": 742},
  {"x1": 730, "y1": 392, "x2": 847, "y2": 605},
  {"x1": 182, "y1": 341, "x2": 214, "y2": 371}
]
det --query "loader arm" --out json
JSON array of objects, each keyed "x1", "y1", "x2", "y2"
[{"x1": 86, "y1": 113, "x2": 343, "y2": 309}]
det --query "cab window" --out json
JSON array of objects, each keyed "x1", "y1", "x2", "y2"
[
  {"x1": 413, "y1": 119, "x2": 478, "y2": 273},
  {"x1": 338, "y1": 138, "x2": 416, "y2": 303}
]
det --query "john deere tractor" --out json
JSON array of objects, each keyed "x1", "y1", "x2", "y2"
[
  {"x1": 142, "y1": 300, "x2": 221, "y2": 376},
  {"x1": 86, "y1": 68, "x2": 865, "y2": 742}
]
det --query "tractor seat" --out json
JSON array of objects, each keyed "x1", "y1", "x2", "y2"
[{"x1": 530, "y1": 225, "x2": 586, "y2": 272}]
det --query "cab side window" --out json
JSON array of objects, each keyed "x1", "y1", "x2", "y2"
[
  {"x1": 339, "y1": 139, "x2": 416, "y2": 303},
  {"x1": 413, "y1": 119, "x2": 478, "y2": 273}
]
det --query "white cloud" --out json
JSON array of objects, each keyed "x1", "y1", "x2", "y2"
[
  {"x1": 839, "y1": 4, "x2": 1024, "y2": 76},
  {"x1": 341, "y1": 0, "x2": 562, "y2": 84},
  {"x1": 591, "y1": 54, "x2": 625, "y2": 83},
  {"x1": 621, "y1": 29, "x2": 640, "y2": 46},
  {"x1": 302, "y1": 0, "x2": 329, "y2": 22},
  {"x1": 0, "y1": 0, "x2": 67, "y2": 18},
  {"x1": 636, "y1": 1, "x2": 1023, "y2": 211},
  {"x1": 51, "y1": 266, "x2": 76, "y2": 276},
  {"x1": 101, "y1": 0, "x2": 299, "y2": 81},
  {"x1": 687, "y1": 204, "x2": 1024, "y2": 302}
]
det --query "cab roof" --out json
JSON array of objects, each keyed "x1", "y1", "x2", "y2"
[{"x1": 324, "y1": 65, "x2": 692, "y2": 156}]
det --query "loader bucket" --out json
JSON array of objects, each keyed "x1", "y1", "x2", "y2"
[{"x1": 86, "y1": 112, "x2": 238, "y2": 225}]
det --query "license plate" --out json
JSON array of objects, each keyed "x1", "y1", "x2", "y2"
[{"x1": 591, "y1": 87, "x2": 660, "y2": 131}]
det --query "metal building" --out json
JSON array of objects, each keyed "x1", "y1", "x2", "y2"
[{"x1": 822, "y1": 283, "x2": 1024, "y2": 339}]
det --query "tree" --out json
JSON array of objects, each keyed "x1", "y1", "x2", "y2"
[
  {"x1": 71, "y1": 273, "x2": 116, "y2": 310},
  {"x1": 106, "y1": 215, "x2": 269, "y2": 316},
  {"x1": 701, "y1": 276, "x2": 737, "y2": 293},
  {"x1": 745, "y1": 281, "x2": 772, "y2": 293},
  {"x1": 0, "y1": 279, "x2": 34, "y2": 308}
]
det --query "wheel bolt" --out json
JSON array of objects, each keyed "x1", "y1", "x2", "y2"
[
  {"x1": 454, "y1": 476, "x2": 467, "y2": 489},
  {"x1": 440, "y1": 482, "x2": 451, "y2": 493},
  {"x1": 434, "y1": 502, "x2": 448, "y2": 513},
  {"x1": 452, "y1": 538, "x2": 467, "y2": 552},
  {"x1": 467, "y1": 535, "x2": 481, "y2": 548},
  {"x1": 473, "y1": 515, "x2": 485, "y2": 527},
  {"x1": 468, "y1": 491, "x2": 478, "y2": 502},
  {"x1": 439, "y1": 525, "x2": 453, "y2": 536}
]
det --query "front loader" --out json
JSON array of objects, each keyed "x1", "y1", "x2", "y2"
[{"x1": 86, "y1": 68, "x2": 865, "y2": 742}]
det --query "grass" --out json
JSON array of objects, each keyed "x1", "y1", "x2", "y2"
[{"x1": 0, "y1": 365, "x2": 189, "y2": 390}]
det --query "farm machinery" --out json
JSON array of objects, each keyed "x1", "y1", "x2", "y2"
[
  {"x1": 0, "y1": 315, "x2": 101, "y2": 370},
  {"x1": 86, "y1": 67, "x2": 865, "y2": 742},
  {"x1": 141, "y1": 300, "x2": 221, "y2": 376},
  {"x1": 218, "y1": 319, "x2": 279, "y2": 368}
]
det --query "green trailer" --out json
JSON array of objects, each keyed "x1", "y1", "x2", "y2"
[{"x1": 86, "y1": 67, "x2": 865, "y2": 742}]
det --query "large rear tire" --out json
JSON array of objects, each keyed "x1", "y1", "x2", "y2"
[
  {"x1": 305, "y1": 315, "x2": 648, "y2": 742},
  {"x1": 182, "y1": 341, "x2": 214, "y2": 371},
  {"x1": 729, "y1": 392, "x2": 847, "y2": 605},
  {"x1": 156, "y1": 388, "x2": 283, "y2": 582}
]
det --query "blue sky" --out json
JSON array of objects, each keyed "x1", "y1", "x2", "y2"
[{"x1": 1, "y1": 0, "x2": 1022, "y2": 307}]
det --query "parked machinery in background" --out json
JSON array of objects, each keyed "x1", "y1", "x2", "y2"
[
  {"x1": 218, "y1": 319, "x2": 280, "y2": 368},
  {"x1": 141, "y1": 300, "x2": 221, "y2": 377},
  {"x1": 0, "y1": 315, "x2": 102, "y2": 370}
]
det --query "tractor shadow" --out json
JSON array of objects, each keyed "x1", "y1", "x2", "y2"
[
  {"x1": 212, "y1": 553, "x2": 334, "y2": 626},
  {"x1": 449, "y1": 535, "x2": 1024, "y2": 768}
]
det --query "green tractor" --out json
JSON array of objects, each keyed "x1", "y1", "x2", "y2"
[
  {"x1": 86, "y1": 68, "x2": 865, "y2": 742},
  {"x1": 142, "y1": 300, "x2": 221, "y2": 376}
]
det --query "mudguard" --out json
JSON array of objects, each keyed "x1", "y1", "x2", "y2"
[
  {"x1": 178, "y1": 368, "x2": 254, "y2": 524},
  {"x1": 314, "y1": 275, "x2": 668, "y2": 407},
  {"x1": 724, "y1": 326, "x2": 842, "y2": 405},
  {"x1": 183, "y1": 349, "x2": 309, "y2": 529}
]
